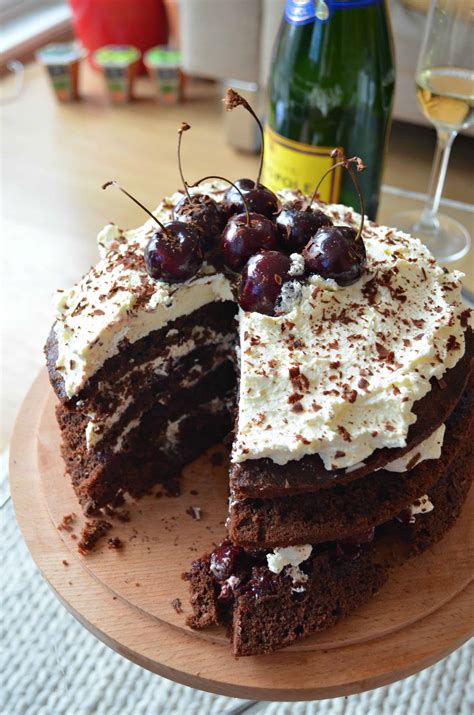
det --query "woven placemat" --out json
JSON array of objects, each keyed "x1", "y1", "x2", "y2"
[{"x1": 2, "y1": 457, "x2": 472, "y2": 715}]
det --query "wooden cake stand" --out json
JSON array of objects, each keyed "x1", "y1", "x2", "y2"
[{"x1": 9, "y1": 370, "x2": 474, "y2": 701}]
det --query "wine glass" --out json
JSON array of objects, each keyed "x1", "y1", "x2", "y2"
[{"x1": 393, "y1": 0, "x2": 473, "y2": 262}]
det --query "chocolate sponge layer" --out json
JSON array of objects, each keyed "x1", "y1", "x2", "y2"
[
  {"x1": 230, "y1": 330, "x2": 474, "y2": 499},
  {"x1": 228, "y1": 378, "x2": 474, "y2": 548}
]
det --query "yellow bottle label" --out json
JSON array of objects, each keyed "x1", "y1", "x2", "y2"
[{"x1": 262, "y1": 125, "x2": 343, "y2": 203}]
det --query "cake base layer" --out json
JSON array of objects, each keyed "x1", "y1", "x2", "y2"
[
  {"x1": 185, "y1": 456, "x2": 473, "y2": 656},
  {"x1": 230, "y1": 330, "x2": 474, "y2": 499},
  {"x1": 228, "y1": 379, "x2": 474, "y2": 548}
]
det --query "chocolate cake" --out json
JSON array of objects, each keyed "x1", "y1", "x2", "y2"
[{"x1": 45, "y1": 103, "x2": 473, "y2": 655}]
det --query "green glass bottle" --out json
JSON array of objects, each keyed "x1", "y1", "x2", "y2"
[{"x1": 262, "y1": 0, "x2": 395, "y2": 219}]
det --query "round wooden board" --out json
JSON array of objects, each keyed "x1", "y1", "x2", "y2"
[{"x1": 10, "y1": 370, "x2": 474, "y2": 701}]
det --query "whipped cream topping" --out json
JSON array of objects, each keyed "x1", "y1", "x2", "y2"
[
  {"x1": 54, "y1": 180, "x2": 469, "y2": 471},
  {"x1": 267, "y1": 544, "x2": 312, "y2": 584},
  {"x1": 383, "y1": 423, "x2": 445, "y2": 473},
  {"x1": 233, "y1": 201, "x2": 468, "y2": 469}
]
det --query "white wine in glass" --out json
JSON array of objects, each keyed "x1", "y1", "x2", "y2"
[{"x1": 394, "y1": 0, "x2": 474, "y2": 262}]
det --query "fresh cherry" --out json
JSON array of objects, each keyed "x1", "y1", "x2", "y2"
[
  {"x1": 239, "y1": 250, "x2": 292, "y2": 315},
  {"x1": 303, "y1": 225, "x2": 367, "y2": 286},
  {"x1": 223, "y1": 178, "x2": 279, "y2": 220},
  {"x1": 276, "y1": 205, "x2": 333, "y2": 253},
  {"x1": 220, "y1": 212, "x2": 279, "y2": 270},
  {"x1": 173, "y1": 193, "x2": 224, "y2": 251},
  {"x1": 222, "y1": 89, "x2": 279, "y2": 219},
  {"x1": 103, "y1": 181, "x2": 204, "y2": 283},
  {"x1": 173, "y1": 122, "x2": 225, "y2": 252},
  {"x1": 144, "y1": 222, "x2": 203, "y2": 281},
  {"x1": 301, "y1": 150, "x2": 368, "y2": 286},
  {"x1": 209, "y1": 540, "x2": 243, "y2": 581}
]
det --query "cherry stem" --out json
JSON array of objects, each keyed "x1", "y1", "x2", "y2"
[
  {"x1": 223, "y1": 89, "x2": 264, "y2": 188},
  {"x1": 102, "y1": 181, "x2": 169, "y2": 236},
  {"x1": 190, "y1": 175, "x2": 251, "y2": 226},
  {"x1": 177, "y1": 123, "x2": 193, "y2": 203},
  {"x1": 308, "y1": 152, "x2": 366, "y2": 240}
]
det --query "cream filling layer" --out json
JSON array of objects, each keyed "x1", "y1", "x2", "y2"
[
  {"x1": 85, "y1": 332, "x2": 234, "y2": 449},
  {"x1": 383, "y1": 423, "x2": 445, "y2": 472},
  {"x1": 111, "y1": 394, "x2": 232, "y2": 455}
]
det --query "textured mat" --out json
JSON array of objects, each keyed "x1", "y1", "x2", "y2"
[{"x1": 2, "y1": 458, "x2": 472, "y2": 715}]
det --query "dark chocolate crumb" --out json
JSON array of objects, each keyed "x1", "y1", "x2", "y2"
[{"x1": 171, "y1": 598, "x2": 183, "y2": 614}]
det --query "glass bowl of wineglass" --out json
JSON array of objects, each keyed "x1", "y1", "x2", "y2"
[{"x1": 393, "y1": 0, "x2": 473, "y2": 262}]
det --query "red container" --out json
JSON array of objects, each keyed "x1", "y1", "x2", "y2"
[{"x1": 69, "y1": 0, "x2": 168, "y2": 72}]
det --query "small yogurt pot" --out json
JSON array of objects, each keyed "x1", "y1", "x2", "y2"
[
  {"x1": 144, "y1": 46, "x2": 182, "y2": 105},
  {"x1": 36, "y1": 42, "x2": 86, "y2": 102},
  {"x1": 94, "y1": 45, "x2": 141, "y2": 104}
]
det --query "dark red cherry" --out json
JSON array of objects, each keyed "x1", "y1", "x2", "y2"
[
  {"x1": 239, "y1": 251, "x2": 292, "y2": 315},
  {"x1": 302, "y1": 225, "x2": 367, "y2": 286},
  {"x1": 144, "y1": 222, "x2": 203, "y2": 282},
  {"x1": 223, "y1": 178, "x2": 279, "y2": 219},
  {"x1": 209, "y1": 540, "x2": 243, "y2": 581},
  {"x1": 220, "y1": 212, "x2": 279, "y2": 271},
  {"x1": 173, "y1": 193, "x2": 225, "y2": 252},
  {"x1": 249, "y1": 568, "x2": 277, "y2": 599},
  {"x1": 276, "y1": 206, "x2": 333, "y2": 253}
]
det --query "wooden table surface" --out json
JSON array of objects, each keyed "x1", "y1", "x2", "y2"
[{"x1": 1, "y1": 61, "x2": 473, "y2": 450}]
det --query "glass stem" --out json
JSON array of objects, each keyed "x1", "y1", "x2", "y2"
[{"x1": 417, "y1": 127, "x2": 457, "y2": 233}]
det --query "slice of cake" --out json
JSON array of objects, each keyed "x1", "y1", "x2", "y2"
[{"x1": 45, "y1": 95, "x2": 473, "y2": 656}]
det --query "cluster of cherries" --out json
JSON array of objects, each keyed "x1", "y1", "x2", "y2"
[{"x1": 104, "y1": 90, "x2": 367, "y2": 316}]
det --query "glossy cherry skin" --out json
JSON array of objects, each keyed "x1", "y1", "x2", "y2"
[
  {"x1": 144, "y1": 222, "x2": 203, "y2": 282},
  {"x1": 220, "y1": 212, "x2": 279, "y2": 271},
  {"x1": 276, "y1": 206, "x2": 333, "y2": 253},
  {"x1": 302, "y1": 225, "x2": 367, "y2": 286},
  {"x1": 209, "y1": 540, "x2": 243, "y2": 581},
  {"x1": 223, "y1": 178, "x2": 279, "y2": 219},
  {"x1": 239, "y1": 250, "x2": 292, "y2": 315},
  {"x1": 173, "y1": 193, "x2": 224, "y2": 252}
]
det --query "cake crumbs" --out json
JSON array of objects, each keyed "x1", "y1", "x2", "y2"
[
  {"x1": 186, "y1": 506, "x2": 202, "y2": 521},
  {"x1": 77, "y1": 520, "x2": 112, "y2": 554},
  {"x1": 107, "y1": 536, "x2": 124, "y2": 550},
  {"x1": 171, "y1": 598, "x2": 183, "y2": 614},
  {"x1": 58, "y1": 513, "x2": 77, "y2": 532}
]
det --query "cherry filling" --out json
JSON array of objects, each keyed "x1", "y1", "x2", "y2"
[{"x1": 209, "y1": 540, "x2": 243, "y2": 581}]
